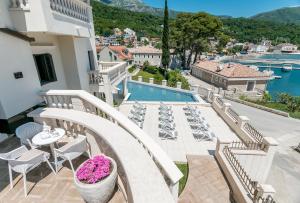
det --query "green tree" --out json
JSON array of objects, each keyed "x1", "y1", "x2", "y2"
[
  {"x1": 161, "y1": 0, "x2": 170, "y2": 74},
  {"x1": 170, "y1": 13, "x2": 223, "y2": 69}
]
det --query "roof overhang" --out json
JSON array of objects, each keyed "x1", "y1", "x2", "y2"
[{"x1": 0, "y1": 28, "x2": 35, "y2": 42}]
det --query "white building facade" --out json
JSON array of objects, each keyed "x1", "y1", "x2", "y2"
[
  {"x1": 0, "y1": 0, "x2": 99, "y2": 133},
  {"x1": 129, "y1": 46, "x2": 162, "y2": 67}
]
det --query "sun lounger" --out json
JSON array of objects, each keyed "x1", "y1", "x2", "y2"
[
  {"x1": 130, "y1": 109, "x2": 145, "y2": 116},
  {"x1": 159, "y1": 128, "x2": 178, "y2": 140},
  {"x1": 159, "y1": 122, "x2": 176, "y2": 131}
]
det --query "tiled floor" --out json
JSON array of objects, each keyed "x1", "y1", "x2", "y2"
[
  {"x1": 178, "y1": 155, "x2": 231, "y2": 203},
  {"x1": 119, "y1": 104, "x2": 239, "y2": 162},
  {"x1": 0, "y1": 137, "x2": 126, "y2": 203}
]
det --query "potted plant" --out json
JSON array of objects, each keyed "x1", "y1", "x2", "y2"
[{"x1": 74, "y1": 155, "x2": 117, "y2": 203}]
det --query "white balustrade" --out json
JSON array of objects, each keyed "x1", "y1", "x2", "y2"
[
  {"x1": 49, "y1": 0, "x2": 90, "y2": 22},
  {"x1": 40, "y1": 90, "x2": 183, "y2": 195},
  {"x1": 10, "y1": 0, "x2": 29, "y2": 9}
]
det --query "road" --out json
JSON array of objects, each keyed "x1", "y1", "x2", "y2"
[{"x1": 225, "y1": 99, "x2": 300, "y2": 203}]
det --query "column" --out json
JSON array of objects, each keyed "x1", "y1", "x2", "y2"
[
  {"x1": 176, "y1": 82, "x2": 182, "y2": 89},
  {"x1": 149, "y1": 78, "x2": 154, "y2": 84},
  {"x1": 162, "y1": 80, "x2": 167, "y2": 86}
]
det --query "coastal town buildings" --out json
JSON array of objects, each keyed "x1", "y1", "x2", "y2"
[{"x1": 276, "y1": 43, "x2": 298, "y2": 53}]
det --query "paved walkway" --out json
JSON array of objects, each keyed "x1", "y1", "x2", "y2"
[
  {"x1": 225, "y1": 99, "x2": 300, "y2": 203},
  {"x1": 178, "y1": 155, "x2": 231, "y2": 203},
  {"x1": 119, "y1": 103, "x2": 239, "y2": 162}
]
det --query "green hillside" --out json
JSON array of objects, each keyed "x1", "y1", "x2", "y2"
[
  {"x1": 92, "y1": 1, "x2": 300, "y2": 46},
  {"x1": 92, "y1": 0, "x2": 163, "y2": 37},
  {"x1": 222, "y1": 18, "x2": 300, "y2": 45},
  {"x1": 252, "y1": 6, "x2": 300, "y2": 25}
]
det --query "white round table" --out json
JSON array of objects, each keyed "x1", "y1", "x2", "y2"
[{"x1": 32, "y1": 128, "x2": 65, "y2": 156}]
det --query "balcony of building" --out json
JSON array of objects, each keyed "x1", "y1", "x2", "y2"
[{"x1": 9, "y1": 0, "x2": 92, "y2": 37}]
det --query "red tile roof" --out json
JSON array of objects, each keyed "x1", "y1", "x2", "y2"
[
  {"x1": 108, "y1": 46, "x2": 133, "y2": 61},
  {"x1": 194, "y1": 60, "x2": 270, "y2": 79}
]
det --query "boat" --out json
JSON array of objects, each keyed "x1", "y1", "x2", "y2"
[
  {"x1": 274, "y1": 76, "x2": 282, "y2": 79},
  {"x1": 282, "y1": 64, "x2": 292, "y2": 72},
  {"x1": 263, "y1": 69, "x2": 274, "y2": 77}
]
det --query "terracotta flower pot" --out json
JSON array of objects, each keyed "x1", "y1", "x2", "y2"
[{"x1": 74, "y1": 156, "x2": 117, "y2": 203}]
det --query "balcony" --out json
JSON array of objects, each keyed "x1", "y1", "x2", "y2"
[
  {"x1": 9, "y1": 0, "x2": 92, "y2": 37},
  {"x1": 89, "y1": 62, "x2": 128, "y2": 93}
]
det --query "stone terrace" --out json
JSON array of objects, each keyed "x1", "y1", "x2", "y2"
[
  {"x1": 0, "y1": 137, "x2": 126, "y2": 203},
  {"x1": 119, "y1": 103, "x2": 239, "y2": 162}
]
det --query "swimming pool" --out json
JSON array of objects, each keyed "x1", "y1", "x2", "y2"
[{"x1": 118, "y1": 81, "x2": 198, "y2": 102}]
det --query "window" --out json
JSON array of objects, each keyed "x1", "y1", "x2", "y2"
[
  {"x1": 246, "y1": 81, "x2": 256, "y2": 91},
  {"x1": 34, "y1": 54, "x2": 57, "y2": 85},
  {"x1": 88, "y1": 50, "x2": 96, "y2": 70},
  {"x1": 114, "y1": 56, "x2": 117, "y2": 61}
]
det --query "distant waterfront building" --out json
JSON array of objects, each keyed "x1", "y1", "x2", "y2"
[
  {"x1": 98, "y1": 46, "x2": 133, "y2": 64},
  {"x1": 276, "y1": 43, "x2": 298, "y2": 53},
  {"x1": 191, "y1": 61, "x2": 271, "y2": 92}
]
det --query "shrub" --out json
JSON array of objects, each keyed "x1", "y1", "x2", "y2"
[
  {"x1": 277, "y1": 93, "x2": 293, "y2": 104},
  {"x1": 144, "y1": 65, "x2": 159, "y2": 74},
  {"x1": 128, "y1": 65, "x2": 136, "y2": 73},
  {"x1": 262, "y1": 92, "x2": 272, "y2": 103},
  {"x1": 167, "y1": 70, "x2": 190, "y2": 90}
]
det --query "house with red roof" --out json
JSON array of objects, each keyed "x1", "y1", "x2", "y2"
[
  {"x1": 98, "y1": 46, "x2": 133, "y2": 64},
  {"x1": 191, "y1": 61, "x2": 271, "y2": 93}
]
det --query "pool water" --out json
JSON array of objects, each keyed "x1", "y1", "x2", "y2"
[{"x1": 118, "y1": 81, "x2": 197, "y2": 102}]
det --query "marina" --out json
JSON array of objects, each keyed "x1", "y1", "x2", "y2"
[{"x1": 223, "y1": 54, "x2": 300, "y2": 98}]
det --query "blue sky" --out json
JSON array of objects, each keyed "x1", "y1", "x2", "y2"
[{"x1": 143, "y1": 0, "x2": 300, "y2": 17}]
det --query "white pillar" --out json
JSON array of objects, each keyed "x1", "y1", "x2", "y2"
[
  {"x1": 176, "y1": 82, "x2": 182, "y2": 89},
  {"x1": 149, "y1": 78, "x2": 154, "y2": 84},
  {"x1": 191, "y1": 85, "x2": 199, "y2": 94},
  {"x1": 123, "y1": 76, "x2": 128, "y2": 97},
  {"x1": 222, "y1": 102, "x2": 232, "y2": 114},
  {"x1": 138, "y1": 76, "x2": 142, "y2": 82},
  {"x1": 238, "y1": 116, "x2": 249, "y2": 129},
  {"x1": 254, "y1": 184, "x2": 276, "y2": 203},
  {"x1": 162, "y1": 80, "x2": 167, "y2": 86}
]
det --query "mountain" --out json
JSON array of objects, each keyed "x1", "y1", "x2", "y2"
[
  {"x1": 97, "y1": 0, "x2": 179, "y2": 18},
  {"x1": 252, "y1": 6, "x2": 300, "y2": 25},
  {"x1": 92, "y1": 1, "x2": 163, "y2": 37}
]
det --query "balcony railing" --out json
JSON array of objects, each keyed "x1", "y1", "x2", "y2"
[
  {"x1": 243, "y1": 123, "x2": 264, "y2": 143},
  {"x1": 10, "y1": 0, "x2": 29, "y2": 9},
  {"x1": 223, "y1": 146, "x2": 258, "y2": 196},
  {"x1": 49, "y1": 0, "x2": 90, "y2": 22},
  {"x1": 89, "y1": 62, "x2": 127, "y2": 86}
]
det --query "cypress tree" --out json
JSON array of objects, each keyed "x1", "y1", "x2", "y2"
[{"x1": 161, "y1": 0, "x2": 170, "y2": 74}]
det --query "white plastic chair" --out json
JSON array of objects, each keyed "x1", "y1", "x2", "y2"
[
  {"x1": 54, "y1": 135, "x2": 91, "y2": 173},
  {"x1": 15, "y1": 122, "x2": 43, "y2": 146},
  {"x1": 0, "y1": 146, "x2": 55, "y2": 197}
]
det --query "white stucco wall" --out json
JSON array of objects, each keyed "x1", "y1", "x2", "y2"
[
  {"x1": 132, "y1": 53, "x2": 162, "y2": 66},
  {"x1": 73, "y1": 37, "x2": 97, "y2": 92},
  {"x1": 29, "y1": 33, "x2": 68, "y2": 91},
  {"x1": 0, "y1": 33, "x2": 41, "y2": 119},
  {"x1": 0, "y1": 0, "x2": 14, "y2": 29}
]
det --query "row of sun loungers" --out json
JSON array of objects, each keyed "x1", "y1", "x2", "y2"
[
  {"x1": 183, "y1": 105, "x2": 215, "y2": 141},
  {"x1": 128, "y1": 101, "x2": 147, "y2": 129},
  {"x1": 158, "y1": 102, "x2": 178, "y2": 140}
]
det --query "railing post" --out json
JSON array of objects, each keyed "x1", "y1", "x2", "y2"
[
  {"x1": 169, "y1": 182, "x2": 179, "y2": 202},
  {"x1": 149, "y1": 78, "x2": 154, "y2": 84},
  {"x1": 238, "y1": 116, "x2": 249, "y2": 129},
  {"x1": 138, "y1": 76, "x2": 142, "y2": 82},
  {"x1": 253, "y1": 184, "x2": 276, "y2": 203},
  {"x1": 222, "y1": 102, "x2": 232, "y2": 114},
  {"x1": 191, "y1": 85, "x2": 199, "y2": 94},
  {"x1": 176, "y1": 82, "x2": 182, "y2": 89},
  {"x1": 162, "y1": 80, "x2": 167, "y2": 86}
]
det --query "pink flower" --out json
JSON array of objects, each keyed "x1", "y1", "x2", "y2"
[{"x1": 76, "y1": 155, "x2": 111, "y2": 184}]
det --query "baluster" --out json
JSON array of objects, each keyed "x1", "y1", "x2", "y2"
[{"x1": 11, "y1": 0, "x2": 18, "y2": 8}]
